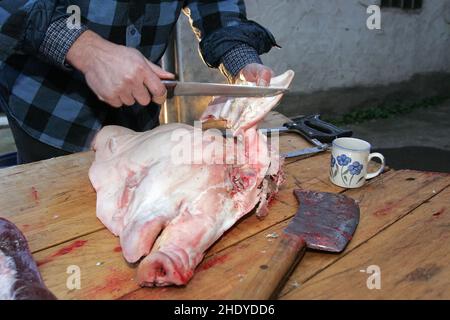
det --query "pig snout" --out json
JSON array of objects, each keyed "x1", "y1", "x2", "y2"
[{"x1": 137, "y1": 250, "x2": 194, "y2": 287}]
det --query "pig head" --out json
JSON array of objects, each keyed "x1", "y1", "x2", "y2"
[{"x1": 88, "y1": 70, "x2": 295, "y2": 286}]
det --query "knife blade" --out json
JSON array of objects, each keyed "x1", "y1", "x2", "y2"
[
  {"x1": 282, "y1": 146, "x2": 327, "y2": 158},
  {"x1": 163, "y1": 80, "x2": 288, "y2": 98}
]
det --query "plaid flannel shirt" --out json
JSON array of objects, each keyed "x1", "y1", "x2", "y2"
[{"x1": 0, "y1": 0, "x2": 277, "y2": 152}]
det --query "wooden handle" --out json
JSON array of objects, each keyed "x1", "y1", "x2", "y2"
[{"x1": 229, "y1": 233, "x2": 306, "y2": 300}]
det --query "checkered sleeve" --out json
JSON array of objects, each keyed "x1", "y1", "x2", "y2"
[
  {"x1": 1, "y1": 0, "x2": 76, "y2": 61},
  {"x1": 220, "y1": 44, "x2": 262, "y2": 81},
  {"x1": 183, "y1": 0, "x2": 278, "y2": 70},
  {"x1": 39, "y1": 17, "x2": 88, "y2": 69}
]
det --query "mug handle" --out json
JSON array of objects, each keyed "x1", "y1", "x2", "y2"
[{"x1": 366, "y1": 153, "x2": 385, "y2": 180}]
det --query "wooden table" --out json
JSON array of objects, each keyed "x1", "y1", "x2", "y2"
[{"x1": 1, "y1": 111, "x2": 449, "y2": 300}]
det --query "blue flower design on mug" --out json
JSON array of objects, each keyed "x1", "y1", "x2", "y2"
[
  {"x1": 331, "y1": 154, "x2": 365, "y2": 187},
  {"x1": 348, "y1": 161, "x2": 364, "y2": 176},
  {"x1": 337, "y1": 154, "x2": 352, "y2": 166}
]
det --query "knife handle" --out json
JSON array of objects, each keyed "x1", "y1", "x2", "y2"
[
  {"x1": 228, "y1": 233, "x2": 306, "y2": 300},
  {"x1": 284, "y1": 115, "x2": 353, "y2": 144},
  {"x1": 162, "y1": 80, "x2": 177, "y2": 99}
]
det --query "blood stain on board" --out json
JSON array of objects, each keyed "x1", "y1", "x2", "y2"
[
  {"x1": 31, "y1": 187, "x2": 39, "y2": 204},
  {"x1": 432, "y1": 207, "x2": 446, "y2": 217},
  {"x1": 268, "y1": 196, "x2": 278, "y2": 207},
  {"x1": 196, "y1": 254, "x2": 229, "y2": 272},
  {"x1": 373, "y1": 201, "x2": 397, "y2": 217},
  {"x1": 120, "y1": 287, "x2": 169, "y2": 300},
  {"x1": 402, "y1": 264, "x2": 442, "y2": 282},
  {"x1": 85, "y1": 269, "x2": 136, "y2": 299},
  {"x1": 113, "y1": 246, "x2": 122, "y2": 253},
  {"x1": 37, "y1": 240, "x2": 88, "y2": 266}
]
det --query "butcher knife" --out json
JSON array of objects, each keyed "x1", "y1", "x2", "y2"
[
  {"x1": 260, "y1": 115, "x2": 353, "y2": 158},
  {"x1": 229, "y1": 190, "x2": 360, "y2": 300},
  {"x1": 163, "y1": 80, "x2": 288, "y2": 98}
]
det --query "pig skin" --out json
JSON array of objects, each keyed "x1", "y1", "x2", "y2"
[{"x1": 89, "y1": 71, "x2": 295, "y2": 286}]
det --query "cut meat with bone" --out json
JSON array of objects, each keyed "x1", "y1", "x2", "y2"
[
  {"x1": 89, "y1": 71, "x2": 294, "y2": 286},
  {"x1": 0, "y1": 218, "x2": 56, "y2": 300},
  {"x1": 201, "y1": 71, "x2": 295, "y2": 135}
]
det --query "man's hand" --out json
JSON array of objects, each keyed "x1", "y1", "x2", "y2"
[
  {"x1": 236, "y1": 63, "x2": 274, "y2": 87},
  {"x1": 66, "y1": 31, "x2": 174, "y2": 108}
]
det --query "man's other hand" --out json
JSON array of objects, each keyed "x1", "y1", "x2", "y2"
[
  {"x1": 66, "y1": 31, "x2": 174, "y2": 108},
  {"x1": 236, "y1": 63, "x2": 274, "y2": 87}
]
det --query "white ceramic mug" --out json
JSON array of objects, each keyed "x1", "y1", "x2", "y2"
[{"x1": 330, "y1": 138, "x2": 385, "y2": 189}]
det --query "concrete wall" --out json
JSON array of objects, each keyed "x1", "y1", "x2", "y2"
[{"x1": 175, "y1": 0, "x2": 450, "y2": 122}]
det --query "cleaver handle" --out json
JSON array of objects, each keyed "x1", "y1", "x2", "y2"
[{"x1": 229, "y1": 233, "x2": 306, "y2": 300}]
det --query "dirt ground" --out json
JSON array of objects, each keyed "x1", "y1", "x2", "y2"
[{"x1": 347, "y1": 99, "x2": 450, "y2": 173}]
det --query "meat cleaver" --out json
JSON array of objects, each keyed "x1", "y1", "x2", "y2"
[{"x1": 229, "y1": 190, "x2": 360, "y2": 300}]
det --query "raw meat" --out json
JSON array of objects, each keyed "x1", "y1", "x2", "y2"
[
  {"x1": 89, "y1": 71, "x2": 294, "y2": 286},
  {"x1": 0, "y1": 218, "x2": 56, "y2": 300}
]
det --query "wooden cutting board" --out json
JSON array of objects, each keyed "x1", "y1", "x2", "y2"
[
  {"x1": 0, "y1": 112, "x2": 317, "y2": 298},
  {"x1": 1, "y1": 111, "x2": 448, "y2": 299}
]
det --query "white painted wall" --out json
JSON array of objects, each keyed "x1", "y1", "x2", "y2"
[{"x1": 178, "y1": 0, "x2": 450, "y2": 94}]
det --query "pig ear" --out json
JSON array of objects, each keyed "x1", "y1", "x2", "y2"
[
  {"x1": 108, "y1": 137, "x2": 117, "y2": 154},
  {"x1": 91, "y1": 125, "x2": 136, "y2": 152},
  {"x1": 271, "y1": 70, "x2": 295, "y2": 88}
]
